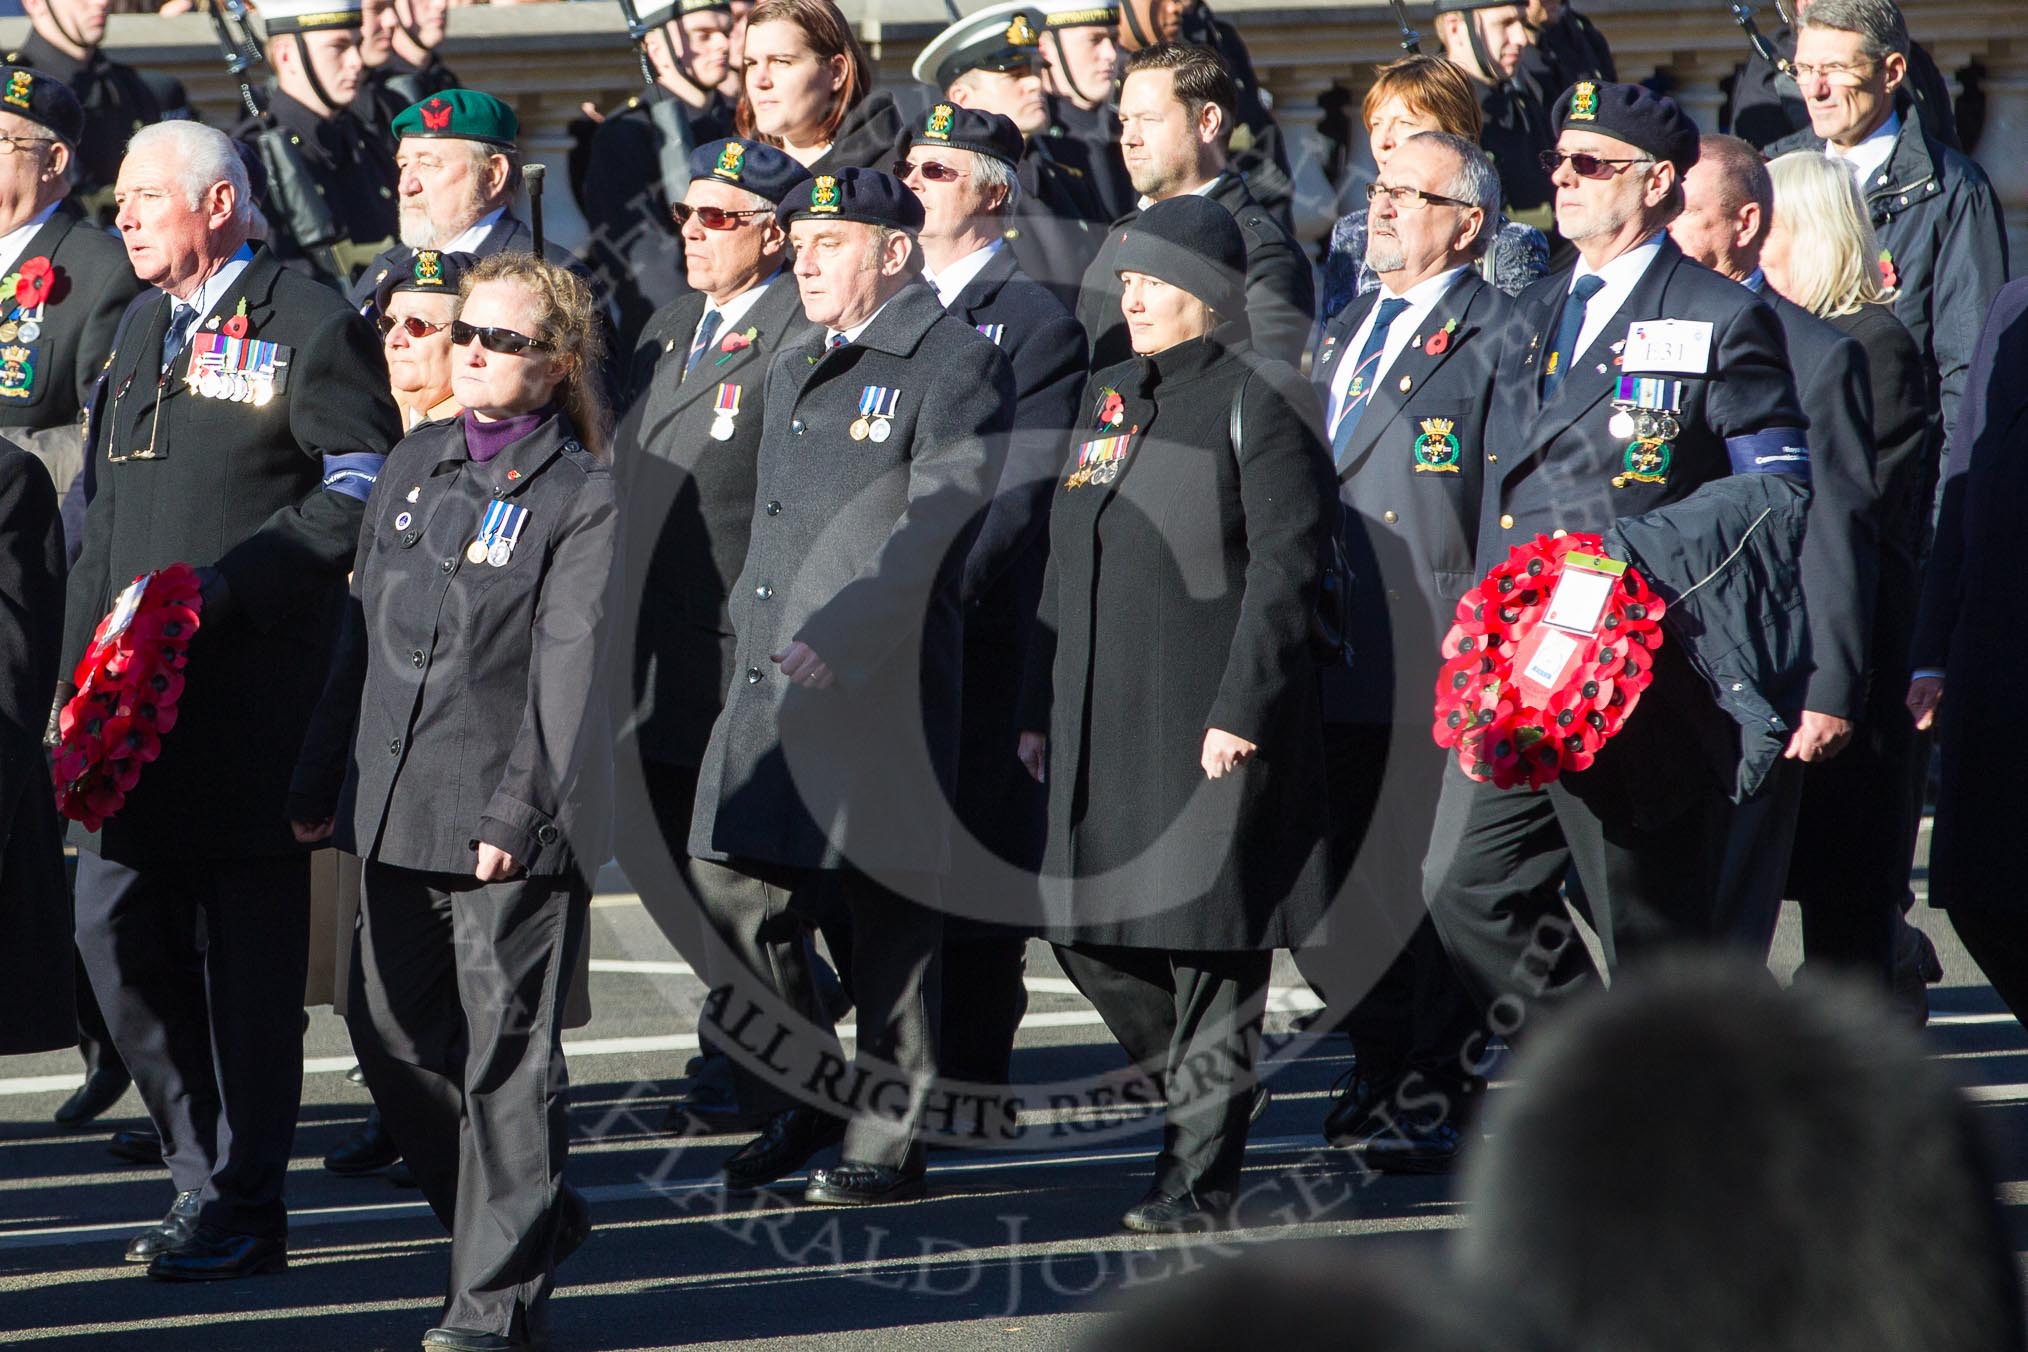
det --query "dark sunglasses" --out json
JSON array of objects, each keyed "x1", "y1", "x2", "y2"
[
  {"x1": 450, "y1": 321, "x2": 551, "y2": 355},
  {"x1": 1539, "y1": 149, "x2": 1655, "y2": 180},
  {"x1": 672, "y1": 202, "x2": 774, "y2": 230},
  {"x1": 377, "y1": 313, "x2": 449, "y2": 340},
  {"x1": 894, "y1": 158, "x2": 964, "y2": 183}
]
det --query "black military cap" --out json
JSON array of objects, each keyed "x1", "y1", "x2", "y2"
[
  {"x1": 911, "y1": 8, "x2": 1045, "y2": 89},
  {"x1": 1114, "y1": 195, "x2": 1246, "y2": 316},
  {"x1": 639, "y1": 0, "x2": 731, "y2": 23},
  {"x1": 689, "y1": 137, "x2": 812, "y2": 204},
  {"x1": 1552, "y1": 79, "x2": 1702, "y2": 173},
  {"x1": 0, "y1": 66, "x2": 83, "y2": 147},
  {"x1": 903, "y1": 103, "x2": 1023, "y2": 170},
  {"x1": 778, "y1": 167, "x2": 926, "y2": 233},
  {"x1": 373, "y1": 249, "x2": 478, "y2": 316}
]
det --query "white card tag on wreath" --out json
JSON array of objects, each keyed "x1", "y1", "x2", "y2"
[{"x1": 103, "y1": 575, "x2": 150, "y2": 642}]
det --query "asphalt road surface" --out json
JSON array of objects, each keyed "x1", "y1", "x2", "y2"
[{"x1": 4, "y1": 828, "x2": 2023, "y2": 1351}]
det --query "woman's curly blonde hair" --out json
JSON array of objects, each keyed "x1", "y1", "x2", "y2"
[{"x1": 460, "y1": 252, "x2": 611, "y2": 461}]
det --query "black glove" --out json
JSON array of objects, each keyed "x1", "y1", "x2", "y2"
[
  {"x1": 194, "y1": 565, "x2": 233, "y2": 624},
  {"x1": 45, "y1": 681, "x2": 75, "y2": 749}
]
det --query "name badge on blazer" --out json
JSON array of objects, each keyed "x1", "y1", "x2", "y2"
[{"x1": 1621, "y1": 320, "x2": 1713, "y2": 375}]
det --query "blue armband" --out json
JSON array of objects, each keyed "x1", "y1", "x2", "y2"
[
  {"x1": 1726, "y1": 428, "x2": 1810, "y2": 483},
  {"x1": 321, "y1": 451, "x2": 386, "y2": 501}
]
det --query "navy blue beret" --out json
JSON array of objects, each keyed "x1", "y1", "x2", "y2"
[
  {"x1": 687, "y1": 137, "x2": 812, "y2": 206},
  {"x1": 778, "y1": 166, "x2": 926, "y2": 233},
  {"x1": 1115, "y1": 195, "x2": 1246, "y2": 315},
  {"x1": 904, "y1": 103, "x2": 1024, "y2": 170},
  {"x1": 1552, "y1": 80, "x2": 1701, "y2": 174},
  {"x1": 0, "y1": 66, "x2": 82, "y2": 146}
]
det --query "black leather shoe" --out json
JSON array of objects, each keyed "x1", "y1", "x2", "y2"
[
  {"x1": 421, "y1": 1327, "x2": 538, "y2": 1351},
  {"x1": 721, "y1": 1108, "x2": 845, "y2": 1192},
  {"x1": 324, "y1": 1111, "x2": 401, "y2": 1176},
  {"x1": 554, "y1": 1185, "x2": 590, "y2": 1266},
  {"x1": 147, "y1": 1226, "x2": 287, "y2": 1281},
  {"x1": 663, "y1": 1096, "x2": 774, "y2": 1136},
  {"x1": 1357, "y1": 1116, "x2": 1467, "y2": 1175},
  {"x1": 56, "y1": 1066, "x2": 132, "y2": 1129},
  {"x1": 1322, "y1": 1071, "x2": 1394, "y2": 1145},
  {"x1": 107, "y1": 1127, "x2": 163, "y2": 1166},
  {"x1": 804, "y1": 1160, "x2": 926, "y2": 1206},
  {"x1": 1120, "y1": 1187, "x2": 1227, "y2": 1234},
  {"x1": 124, "y1": 1190, "x2": 200, "y2": 1263},
  {"x1": 386, "y1": 1159, "x2": 419, "y2": 1188}
]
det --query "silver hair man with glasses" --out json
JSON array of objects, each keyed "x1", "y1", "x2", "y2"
[
  {"x1": 1304, "y1": 129, "x2": 1510, "y2": 1175},
  {"x1": 1768, "y1": 0, "x2": 2004, "y2": 466},
  {"x1": 1422, "y1": 83, "x2": 1810, "y2": 1056},
  {"x1": 63, "y1": 118, "x2": 397, "y2": 1281},
  {"x1": 610, "y1": 137, "x2": 819, "y2": 1140}
]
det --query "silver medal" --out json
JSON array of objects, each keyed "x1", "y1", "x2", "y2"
[
  {"x1": 1608, "y1": 410, "x2": 1635, "y2": 440},
  {"x1": 868, "y1": 417, "x2": 891, "y2": 444},
  {"x1": 18, "y1": 320, "x2": 40, "y2": 342},
  {"x1": 1658, "y1": 413, "x2": 1681, "y2": 441},
  {"x1": 710, "y1": 414, "x2": 736, "y2": 442},
  {"x1": 487, "y1": 540, "x2": 512, "y2": 567},
  {"x1": 199, "y1": 370, "x2": 225, "y2": 400}
]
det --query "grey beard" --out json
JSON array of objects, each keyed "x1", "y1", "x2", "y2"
[
  {"x1": 398, "y1": 204, "x2": 441, "y2": 249},
  {"x1": 1365, "y1": 234, "x2": 1407, "y2": 274}
]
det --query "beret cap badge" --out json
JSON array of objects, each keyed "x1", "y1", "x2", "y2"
[
  {"x1": 1569, "y1": 81, "x2": 1599, "y2": 122},
  {"x1": 811, "y1": 175, "x2": 841, "y2": 213},
  {"x1": 413, "y1": 251, "x2": 445, "y2": 286},
  {"x1": 926, "y1": 104, "x2": 956, "y2": 142},
  {"x1": 714, "y1": 141, "x2": 746, "y2": 180},
  {"x1": 3, "y1": 71, "x2": 31, "y2": 111}
]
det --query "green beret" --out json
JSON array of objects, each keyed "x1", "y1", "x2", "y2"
[{"x1": 391, "y1": 88, "x2": 520, "y2": 151}]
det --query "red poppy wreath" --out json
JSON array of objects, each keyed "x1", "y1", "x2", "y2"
[
  {"x1": 51, "y1": 564, "x2": 204, "y2": 830},
  {"x1": 1430, "y1": 532, "x2": 1665, "y2": 789}
]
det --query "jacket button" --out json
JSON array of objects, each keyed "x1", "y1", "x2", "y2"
[
  {"x1": 440, "y1": 558, "x2": 455, "y2": 573},
  {"x1": 401, "y1": 530, "x2": 418, "y2": 547},
  {"x1": 1382, "y1": 510, "x2": 1398, "y2": 524},
  {"x1": 492, "y1": 487, "x2": 504, "y2": 499},
  {"x1": 387, "y1": 738, "x2": 401, "y2": 755},
  {"x1": 1487, "y1": 453, "x2": 1498, "y2": 462},
  {"x1": 765, "y1": 500, "x2": 781, "y2": 516},
  {"x1": 746, "y1": 666, "x2": 762, "y2": 684},
  {"x1": 536, "y1": 824, "x2": 559, "y2": 845},
  {"x1": 755, "y1": 583, "x2": 772, "y2": 599},
  {"x1": 791, "y1": 419, "x2": 806, "y2": 435},
  {"x1": 1499, "y1": 514, "x2": 1515, "y2": 529},
  {"x1": 410, "y1": 649, "x2": 425, "y2": 667}
]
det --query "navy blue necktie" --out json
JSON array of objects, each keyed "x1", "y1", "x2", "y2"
[
  {"x1": 1541, "y1": 274, "x2": 1606, "y2": 402},
  {"x1": 1330, "y1": 296, "x2": 1410, "y2": 465},
  {"x1": 684, "y1": 307, "x2": 722, "y2": 379},
  {"x1": 160, "y1": 302, "x2": 195, "y2": 374}
]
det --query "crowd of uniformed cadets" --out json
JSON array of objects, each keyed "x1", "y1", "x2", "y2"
[{"x1": 0, "y1": 0, "x2": 2020, "y2": 1343}]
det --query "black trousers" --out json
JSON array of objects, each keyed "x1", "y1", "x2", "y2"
[
  {"x1": 938, "y1": 930, "x2": 1028, "y2": 1088},
  {"x1": 1714, "y1": 760, "x2": 1803, "y2": 958},
  {"x1": 349, "y1": 862, "x2": 589, "y2": 1340},
  {"x1": 72, "y1": 849, "x2": 309, "y2": 1237},
  {"x1": 1055, "y1": 944, "x2": 1270, "y2": 1200},
  {"x1": 1295, "y1": 722, "x2": 1482, "y2": 1095},
  {"x1": 634, "y1": 759, "x2": 825, "y2": 1118},
  {"x1": 1943, "y1": 909, "x2": 2028, "y2": 1027},
  {"x1": 1423, "y1": 750, "x2": 1730, "y2": 1021},
  {"x1": 763, "y1": 865, "x2": 943, "y2": 1168}
]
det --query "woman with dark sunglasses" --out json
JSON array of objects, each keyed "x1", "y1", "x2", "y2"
[{"x1": 288, "y1": 252, "x2": 616, "y2": 1352}]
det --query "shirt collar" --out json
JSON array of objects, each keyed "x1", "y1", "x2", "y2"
[
  {"x1": 827, "y1": 296, "x2": 894, "y2": 348},
  {"x1": 173, "y1": 242, "x2": 258, "y2": 328},
  {"x1": 925, "y1": 238, "x2": 1003, "y2": 307},
  {"x1": 441, "y1": 207, "x2": 507, "y2": 256},
  {"x1": 1830, "y1": 110, "x2": 1901, "y2": 185},
  {"x1": 703, "y1": 269, "x2": 781, "y2": 337},
  {"x1": 1742, "y1": 266, "x2": 1767, "y2": 294},
  {"x1": 1379, "y1": 263, "x2": 1468, "y2": 311},
  {"x1": 1572, "y1": 230, "x2": 1666, "y2": 294},
  {"x1": 0, "y1": 201, "x2": 60, "y2": 280}
]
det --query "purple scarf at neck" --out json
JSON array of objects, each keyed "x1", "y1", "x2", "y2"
[{"x1": 462, "y1": 407, "x2": 551, "y2": 464}]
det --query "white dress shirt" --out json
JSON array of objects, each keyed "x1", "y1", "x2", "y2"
[
  {"x1": 1828, "y1": 111, "x2": 1900, "y2": 191},
  {"x1": 924, "y1": 239, "x2": 1003, "y2": 308},
  {"x1": 441, "y1": 207, "x2": 507, "y2": 257},
  {"x1": 826, "y1": 296, "x2": 895, "y2": 348},
  {"x1": 691, "y1": 270, "x2": 781, "y2": 357},
  {"x1": 0, "y1": 200, "x2": 58, "y2": 280},
  {"x1": 1568, "y1": 230, "x2": 1667, "y2": 360},
  {"x1": 176, "y1": 242, "x2": 258, "y2": 329},
  {"x1": 1326, "y1": 264, "x2": 1467, "y2": 432}
]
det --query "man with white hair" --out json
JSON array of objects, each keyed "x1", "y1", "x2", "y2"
[
  {"x1": 348, "y1": 87, "x2": 593, "y2": 320},
  {"x1": 62, "y1": 118, "x2": 398, "y2": 1281}
]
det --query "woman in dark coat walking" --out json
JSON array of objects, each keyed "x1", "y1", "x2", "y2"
[
  {"x1": 289, "y1": 254, "x2": 617, "y2": 1352},
  {"x1": 1018, "y1": 196, "x2": 1334, "y2": 1234}
]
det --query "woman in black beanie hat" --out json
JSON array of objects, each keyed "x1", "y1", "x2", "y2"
[{"x1": 1016, "y1": 194, "x2": 1337, "y2": 1233}]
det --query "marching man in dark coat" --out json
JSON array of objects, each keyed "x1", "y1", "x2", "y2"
[
  {"x1": 63, "y1": 119, "x2": 398, "y2": 1280},
  {"x1": 1305, "y1": 130, "x2": 1512, "y2": 1175},
  {"x1": 689, "y1": 167, "x2": 1014, "y2": 1205},
  {"x1": 613, "y1": 136, "x2": 820, "y2": 1134},
  {"x1": 1423, "y1": 84, "x2": 1808, "y2": 1031},
  {"x1": 901, "y1": 103, "x2": 1087, "y2": 1090},
  {"x1": 1020, "y1": 196, "x2": 1333, "y2": 1233}
]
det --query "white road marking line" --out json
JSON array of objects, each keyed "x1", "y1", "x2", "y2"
[{"x1": 588, "y1": 959, "x2": 695, "y2": 975}]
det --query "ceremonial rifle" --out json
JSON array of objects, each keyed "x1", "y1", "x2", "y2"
[
  {"x1": 1388, "y1": 0, "x2": 1422, "y2": 55},
  {"x1": 1728, "y1": 0, "x2": 1794, "y2": 76},
  {"x1": 613, "y1": 0, "x2": 695, "y2": 208}
]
